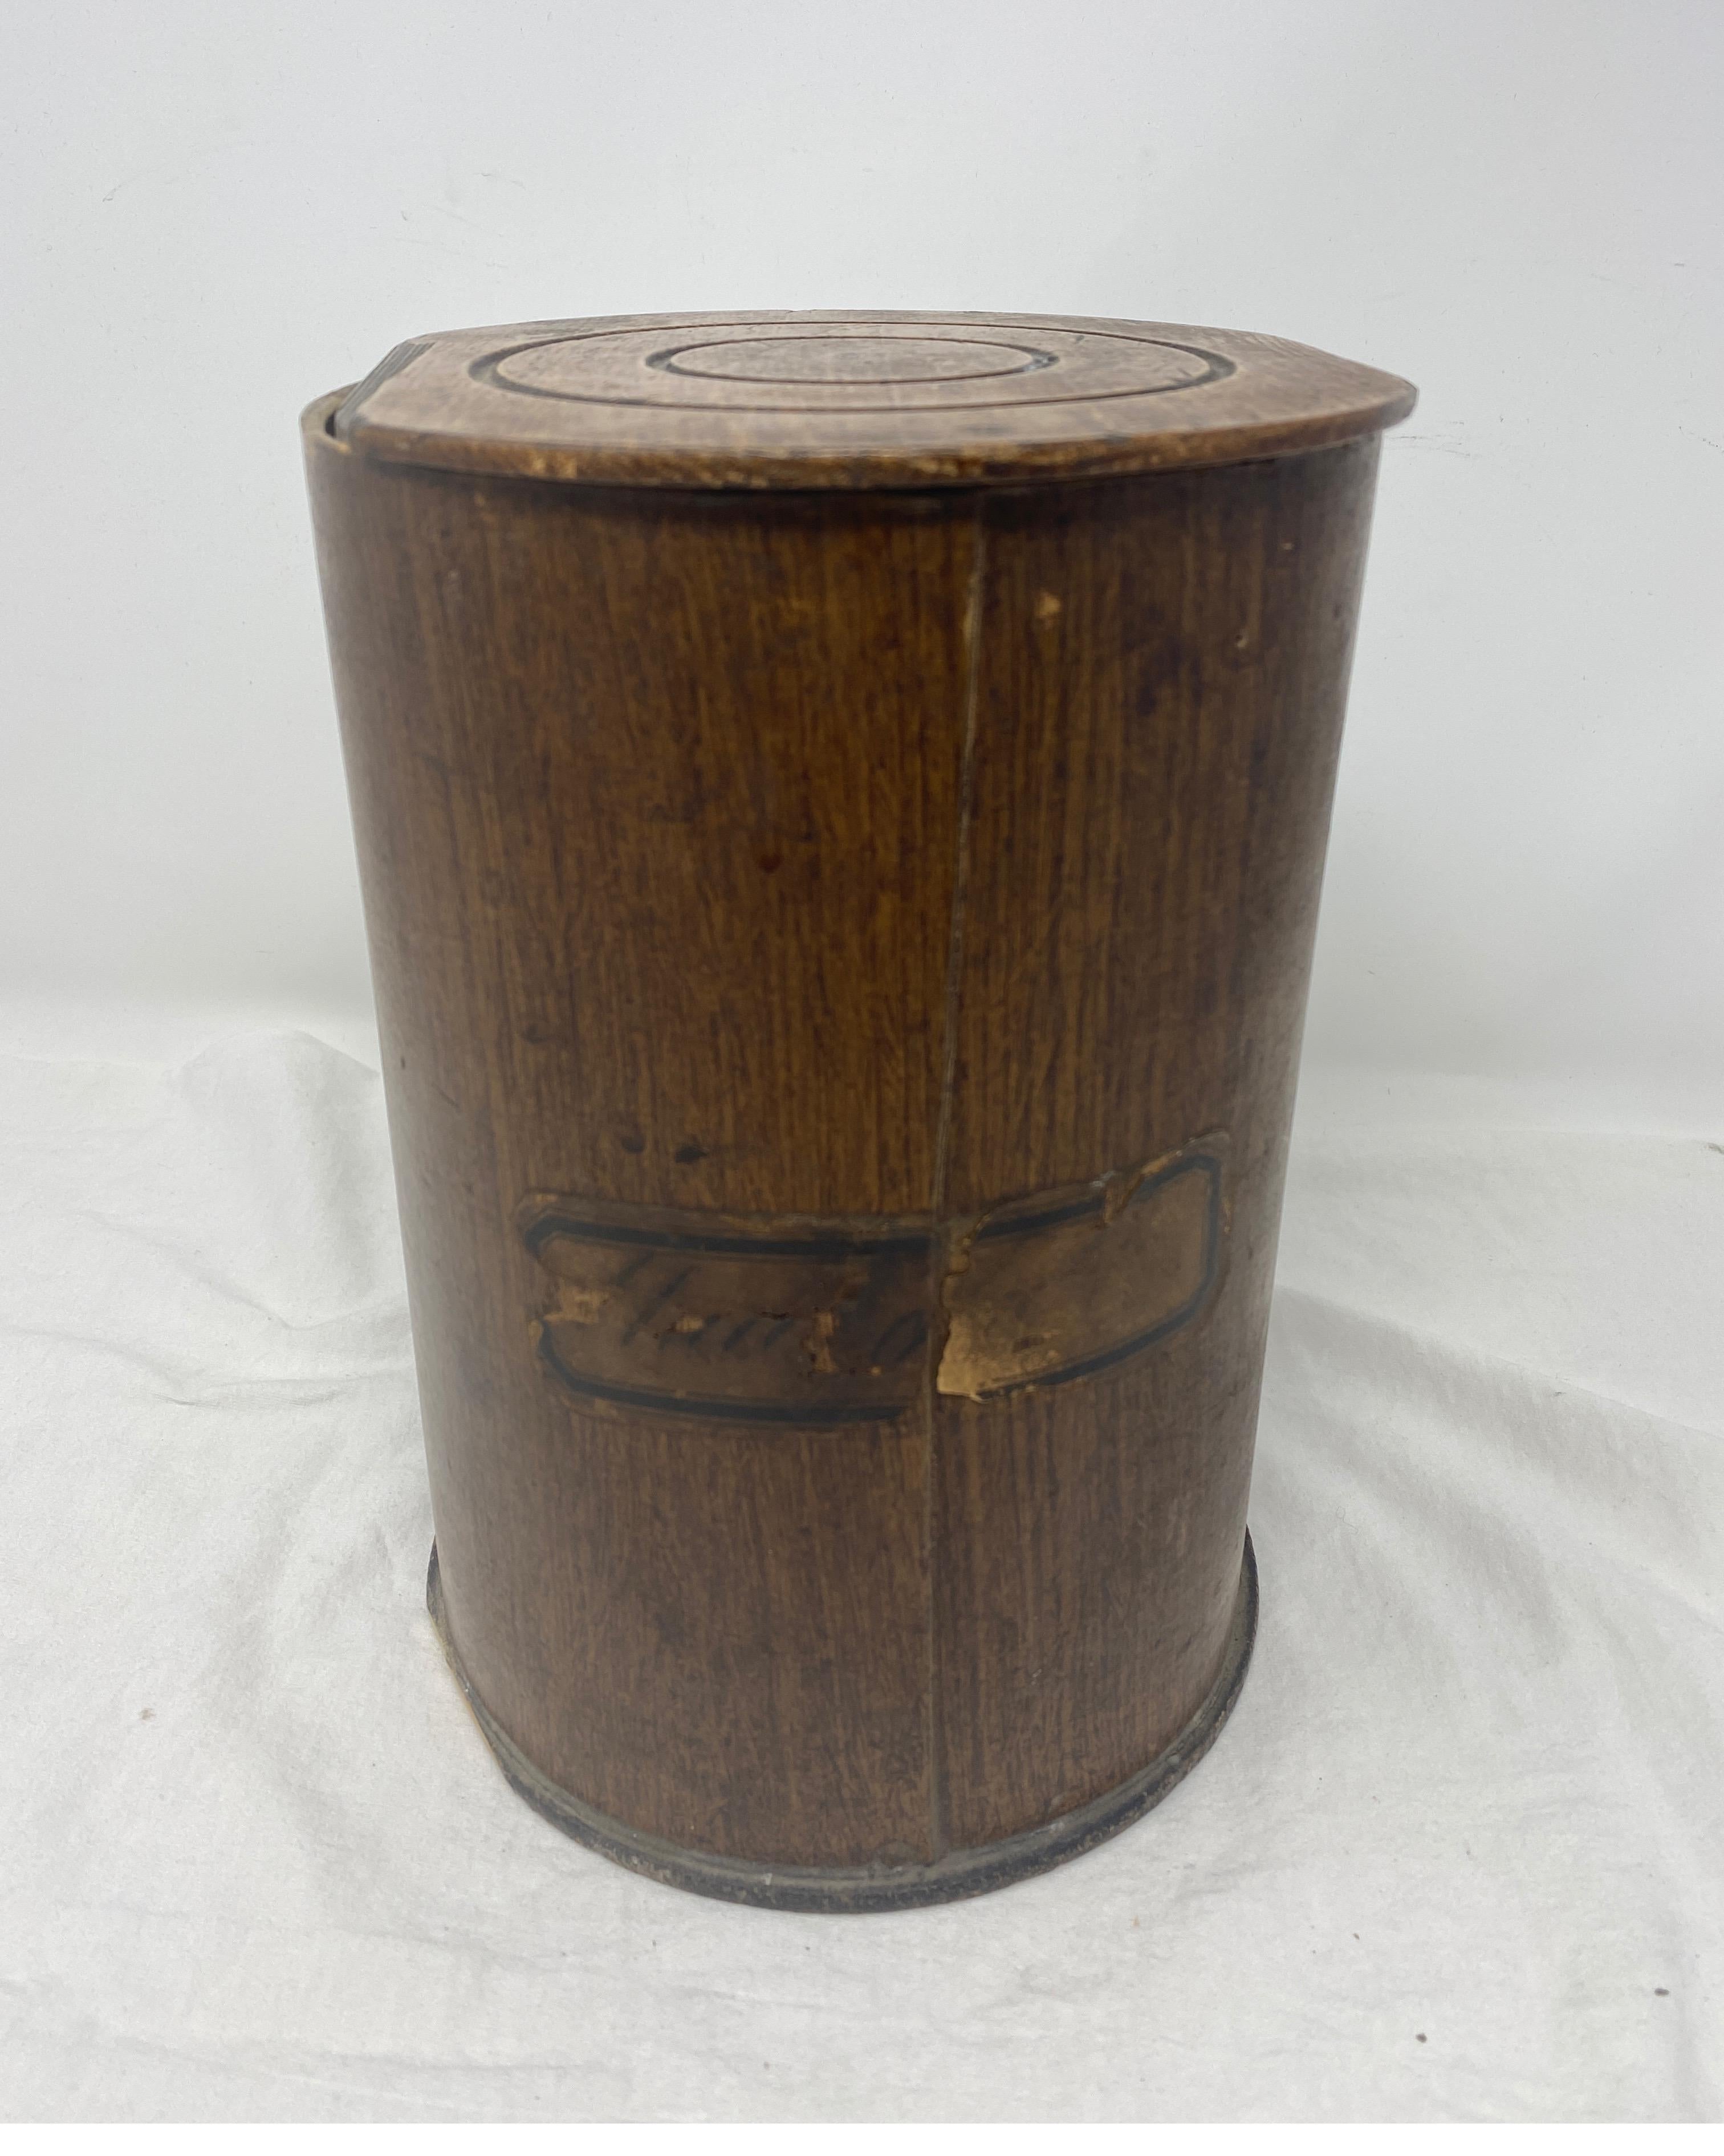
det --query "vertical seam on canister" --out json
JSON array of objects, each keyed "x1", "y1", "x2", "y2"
[{"x1": 924, "y1": 501, "x2": 988, "y2": 1861}]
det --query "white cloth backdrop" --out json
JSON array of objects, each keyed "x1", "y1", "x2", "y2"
[{"x1": 2, "y1": 1028, "x2": 1717, "y2": 2121}]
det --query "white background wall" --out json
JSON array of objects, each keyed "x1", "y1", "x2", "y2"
[{"x1": 5, "y1": 1, "x2": 1719, "y2": 1081}]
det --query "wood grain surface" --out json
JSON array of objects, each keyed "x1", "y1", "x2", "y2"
[
  {"x1": 303, "y1": 311, "x2": 1407, "y2": 1901},
  {"x1": 332, "y1": 309, "x2": 1413, "y2": 490}
]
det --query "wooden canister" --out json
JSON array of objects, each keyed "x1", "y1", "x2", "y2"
[{"x1": 303, "y1": 312, "x2": 1413, "y2": 1909}]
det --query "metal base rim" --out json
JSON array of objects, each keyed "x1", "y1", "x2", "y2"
[{"x1": 426, "y1": 1530, "x2": 1257, "y2": 1913}]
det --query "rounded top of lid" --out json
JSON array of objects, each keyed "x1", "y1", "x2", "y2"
[{"x1": 328, "y1": 310, "x2": 1416, "y2": 490}]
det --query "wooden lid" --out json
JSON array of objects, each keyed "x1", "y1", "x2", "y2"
[{"x1": 330, "y1": 310, "x2": 1415, "y2": 490}]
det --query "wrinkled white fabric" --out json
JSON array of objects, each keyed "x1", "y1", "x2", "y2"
[{"x1": 1, "y1": 1032, "x2": 1718, "y2": 2121}]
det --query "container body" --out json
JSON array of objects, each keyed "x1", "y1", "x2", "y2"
[{"x1": 305, "y1": 393, "x2": 1381, "y2": 1906}]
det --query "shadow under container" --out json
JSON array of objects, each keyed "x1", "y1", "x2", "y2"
[{"x1": 303, "y1": 311, "x2": 1414, "y2": 1910}]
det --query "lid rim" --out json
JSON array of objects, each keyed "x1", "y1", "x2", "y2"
[{"x1": 320, "y1": 311, "x2": 1417, "y2": 492}]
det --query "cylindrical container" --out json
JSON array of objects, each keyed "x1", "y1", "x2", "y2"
[{"x1": 304, "y1": 312, "x2": 1413, "y2": 1909}]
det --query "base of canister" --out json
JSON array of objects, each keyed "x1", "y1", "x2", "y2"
[{"x1": 426, "y1": 1530, "x2": 1257, "y2": 1913}]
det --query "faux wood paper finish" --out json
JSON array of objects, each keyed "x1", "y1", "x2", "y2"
[{"x1": 304, "y1": 312, "x2": 1398, "y2": 1885}]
